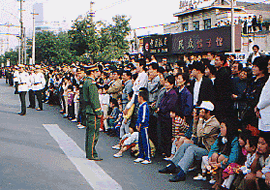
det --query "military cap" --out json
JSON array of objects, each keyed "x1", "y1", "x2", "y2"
[{"x1": 18, "y1": 64, "x2": 25, "y2": 68}]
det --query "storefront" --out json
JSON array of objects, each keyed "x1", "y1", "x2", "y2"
[{"x1": 142, "y1": 25, "x2": 241, "y2": 62}]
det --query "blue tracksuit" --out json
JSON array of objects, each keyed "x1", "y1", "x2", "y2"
[{"x1": 136, "y1": 102, "x2": 151, "y2": 161}]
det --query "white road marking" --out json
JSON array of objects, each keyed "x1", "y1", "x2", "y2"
[{"x1": 43, "y1": 124, "x2": 122, "y2": 190}]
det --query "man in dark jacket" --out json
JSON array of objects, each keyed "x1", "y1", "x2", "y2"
[
  {"x1": 189, "y1": 61, "x2": 216, "y2": 107},
  {"x1": 214, "y1": 54, "x2": 234, "y2": 121}
]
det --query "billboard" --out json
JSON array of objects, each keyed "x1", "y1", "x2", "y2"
[
  {"x1": 171, "y1": 26, "x2": 240, "y2": 54},
  {"x1": 143, "y1": 34, "x2": 172, "y2": 56}
]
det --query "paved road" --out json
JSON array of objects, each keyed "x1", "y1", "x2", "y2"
[{"x1": 0, "y1": 78, "x2": 211, "y2": 190}]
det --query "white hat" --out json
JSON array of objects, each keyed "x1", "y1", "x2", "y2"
[{"x1": 197, "y1": 101, "x2": 214, "y2": 111}]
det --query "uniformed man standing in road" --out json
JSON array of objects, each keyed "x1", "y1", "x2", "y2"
[
  {"x1": 33, "y1": 65, "x2": 46, "y2": 111},
  {"x1": 83, "y1": 64, "x2": 103, "y2": 161},
  {"x1": 77, "y1": 70, "x2": 87, "y2": 129},
  {"x1": 13, "y1": 66, "x2": 19, "y2": 94},
  {"x1": 18, "y1": 65, "x2": 30, "y2": 116},
  {"x1": 28, "y1": 68, "x2": 36, "y2": 109}
]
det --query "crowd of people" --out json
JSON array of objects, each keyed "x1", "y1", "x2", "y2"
[{"x1": 1, "y1": 47, "x2": 270, "y2": 189}]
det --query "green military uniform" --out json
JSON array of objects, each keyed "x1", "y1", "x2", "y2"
[{"x1": 82, "y1": 76, "x2": 102, "y2": 159}]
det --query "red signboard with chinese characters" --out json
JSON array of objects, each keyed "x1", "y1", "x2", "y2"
[{"x1": 171, "y1": 26, "x2": 241, "y2": 54}]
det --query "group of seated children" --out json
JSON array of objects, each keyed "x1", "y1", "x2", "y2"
[{"x1": 100, "y1": 87, "x2": 154, "y2": 165}]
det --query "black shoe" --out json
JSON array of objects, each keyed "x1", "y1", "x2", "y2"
[
  {"x1": 27, "y1": 106, "x2": 32, "y2": 108},
  {"x1": 18, "y1": 113, "x2": 26, "y2": 116},
  {"x1": 169, "y1": 174, "x2": 186, "y2": 182},
  {"x1": 159, "y1": 163, "x2": 178, "y2": 174},
  {"x1": 88, "y1": 157, "x2": 103, "y2": 161}
]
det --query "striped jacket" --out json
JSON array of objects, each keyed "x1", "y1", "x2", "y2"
[{"x1": 136, "y1": 102, "x2": 149, "y2": 129}]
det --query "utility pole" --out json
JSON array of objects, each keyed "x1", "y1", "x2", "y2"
[
  {"x1": 231, "y1": 0, "x2": 235, "y2": 53},
  {"x1": 24, "y1": 27, "x2": 26, "y2": 65},
  {"x1": 31, "y1": 9, "x2": 38, "y2": 65},
  {"x1": 90, "y1": 1, "x2": 95, "y2": 22},
  {"x1": 7, "y1": 22, "x2": 10, "y2": 51},
  {"x1": 20, "y1": 0, "x2": 24, "y2": 64}
]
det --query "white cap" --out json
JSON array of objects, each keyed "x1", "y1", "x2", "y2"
[{"x1": 197, "y1": 101, "x2": 214, "y2": 111}]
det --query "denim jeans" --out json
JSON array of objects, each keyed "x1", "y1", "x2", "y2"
[{"x1": 171, "y1": 143, "x2": 208, "y2": 174}]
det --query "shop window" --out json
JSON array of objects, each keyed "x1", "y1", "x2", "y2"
[
  {"x1": 193, "y1": 21, "x2": 200, "y2": 31},
  {"x1": 182, "y1": 23, "x2": 189, "y2": 31},
  {"x1": 204, "y1": 19, "x2": 211, "y2": 29}
]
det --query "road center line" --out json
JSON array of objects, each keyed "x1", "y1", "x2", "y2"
[{"x1": 43, "y1": 124, "x2": 122, "y2": 190}]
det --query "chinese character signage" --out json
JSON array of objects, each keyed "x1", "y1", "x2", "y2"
[
  {"x1": 142, "y1": 26, "x2": 241, "y2": 56},
  {"x1": 171, "y1": 26, "x2": 241, "y2": 54},
  {"x1": 143, "y1": 34, "x2": 172, "y2": 56}
]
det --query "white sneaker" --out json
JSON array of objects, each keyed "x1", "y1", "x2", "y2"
[
  {"x1": 77, "y1": 124, "x2": 82, "y2": 127},
  {"x1": 134, "y1": 158, "x2": 144, "y2": 163},
  {"x1": 163, "y1": 157, "x2": 172, "y2": 161},
  {"x1": 112, "y1": 145, "x2": 120, "y2": 150},
  {"x1": 71, "y1": 119, "x2": 77, "y2": 122},
  {"x1": 209, "y1": 178, "x2": 216, "y2": 184},
  {"x1": 113, "y1": 153, "x2": 122, "y2": 158},
  {"x1": 188, "y1": 166, "x2": 197, "y2": 172},
  {"x1": 141, "y1": 160, "x2": 152, "y2": 165},
  {"x1": 78, "y1": 125, "x2": 86, "y2": 129},
  {"x1": 193, "y1": 173, "x2": 206, "y2": 181}
]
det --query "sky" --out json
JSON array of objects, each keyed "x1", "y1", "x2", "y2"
[{"x1": 0, "y1": 0, "x2": 268, "y2": 51}]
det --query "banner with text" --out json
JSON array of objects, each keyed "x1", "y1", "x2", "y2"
[
  {"x1": 143, "y1": 34, "x2": 172, "y2": 56},
  {"x1": 171, "y1": 26, "x2": 240, "y2": 54}
]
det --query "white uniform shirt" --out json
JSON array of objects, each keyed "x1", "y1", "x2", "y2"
[
  {"x1": 33, "y1": 72, "x2": 46, "y2": 91},
  {"x1": 29, "y1": 73, "x2": 36, "y2": 90},
  {"x1": 18, "y1": 72, "x2": 30, "y2": 92},
  {"x1": 13, "y1": 71, "x2": 19, "y2": 83}
]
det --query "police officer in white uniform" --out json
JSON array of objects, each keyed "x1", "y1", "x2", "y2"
[
  {"x1": 18, "y1": 65, "x2": 30, "y2": 116},
  {"x1": 13, "y1": 67, "x2": 19, "y2": 94},
  {"x1": 33, "y1": 66, "x2": 46, "y2": 111},
  {"x1": 28, "y1": 68, "x2": 36, "y2": 109}
]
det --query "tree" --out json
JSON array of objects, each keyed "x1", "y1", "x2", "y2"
[
  {"x1": 4, "y1": 49, "x2": 18, "y2": 65},
  {"x1": 69, "y1": 16, "x2": 100, "y2": 62},
  {"x1": 33, "y1": 31, "x2": 74, "y2": 65},
  {"x1": 70, "y1": 14, "x2": 131, "y2": 62}
]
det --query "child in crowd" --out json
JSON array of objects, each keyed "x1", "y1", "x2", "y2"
[
  {"x1": 164, "y1": 109, "x2": 190, "y2": 161},
  {"x1": 113, "y1": 127, "x2": 138, "y2": 158},
  {"x1": 112, "y1": 91, "x2": 135, "y2": 149},
  {"x1": 207, "y1": 119, "x2": 240, "y2": 189},
  {"x1": 243, "y1": 131, "x2": 270, "y2": 190},
  {"x1": 107, "y1": 98, "x2": 120, "y2": 136},
  {"x1": 133, "y1": 87, "x2": 151, "y2": 165},
  {"x1": 72, "y1": 84, "x2": 80, "y2": 122},
  {"x1": 221, "y1": 130, "x2": 251, "y2": 189},
  {"x1": 231, "y1": 133, "x2": 258, "y2": 190},
  {"x1": 67, "y1": 85, "x2": 75, "y2": 120},
  {"x1": 99, "y1": 85, "x2": 110, "y2": 132}
]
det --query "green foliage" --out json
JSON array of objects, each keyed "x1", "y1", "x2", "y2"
[
  {"x1": 30, "y1": 31, "x2": 74, "y2": 65},
  {"x1": 3, "y1": 49, "x2": 18, "y2": 65},
  {"x1": 22, "y1": 14, "x2": 131, "y2": 65}
]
